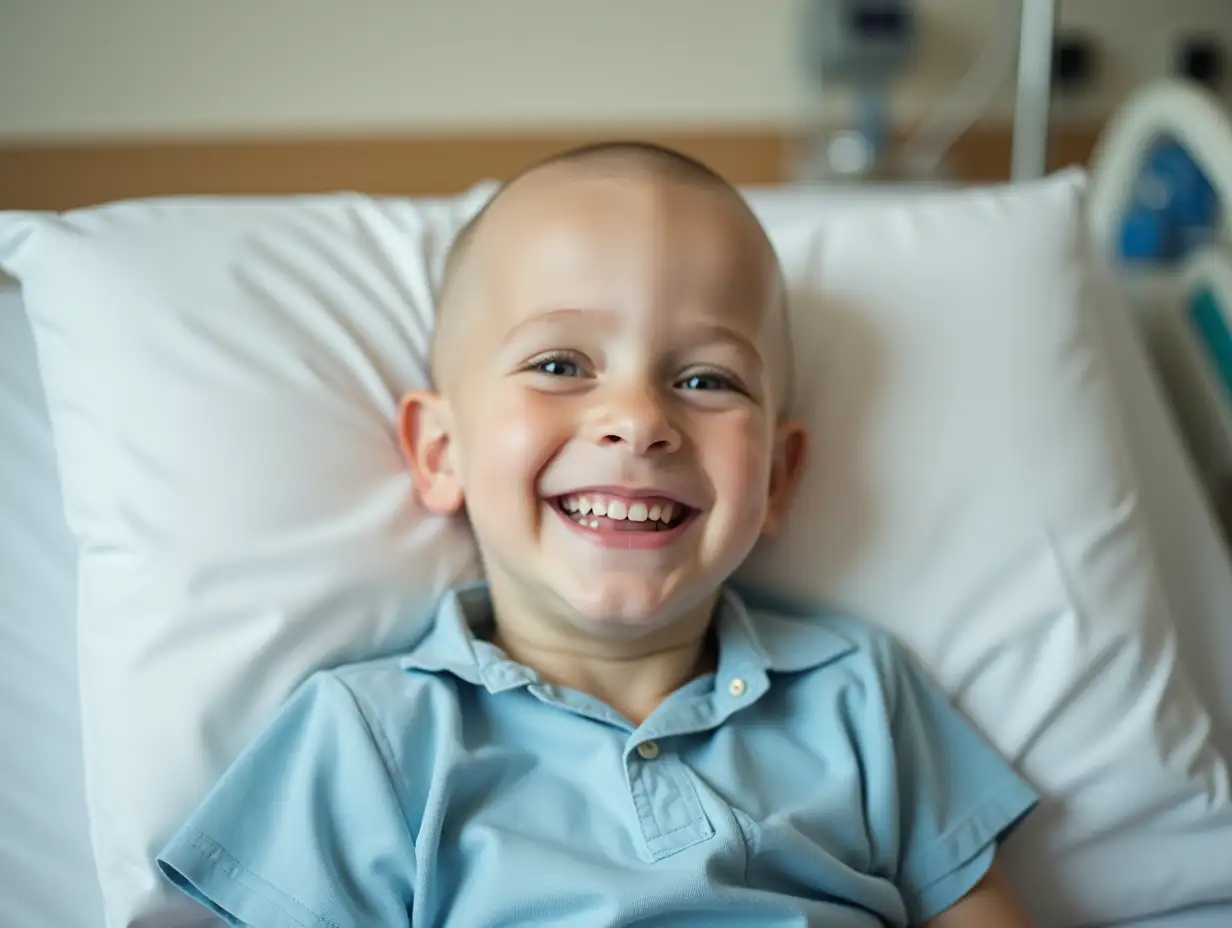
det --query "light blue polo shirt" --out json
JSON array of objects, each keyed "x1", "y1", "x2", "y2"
[{"x1": 157, "y1": 583, "x2": 1037, "y2": 927}]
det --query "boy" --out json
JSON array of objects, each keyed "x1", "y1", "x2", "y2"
[{"x1": 157, "y1": 143, "x2": 1038, "y2": 926}]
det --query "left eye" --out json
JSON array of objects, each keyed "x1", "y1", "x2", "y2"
[
  {"x1": 534, "y1": 357, "x2": 583, "y2": 377},
  {"x1": 678, "y1": 373, "x2": 732, "y2": 392}
]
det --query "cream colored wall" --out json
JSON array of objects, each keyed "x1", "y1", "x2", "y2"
[{"x1": 0, "y1": 0, "x2": 1227, "y2": 140}]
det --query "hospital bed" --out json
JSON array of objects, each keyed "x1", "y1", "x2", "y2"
[{"x1": 3, "y1": 79, "x2": 1232, "y2": 928}]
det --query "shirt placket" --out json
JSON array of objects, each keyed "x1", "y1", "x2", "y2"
[{"x1": 623, "y1": 667, "x2": 769, "y2": 861}]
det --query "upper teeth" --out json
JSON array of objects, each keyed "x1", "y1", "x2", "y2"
[{"x1": 561, "y1": 495, "x2": 676, "y2": 523}]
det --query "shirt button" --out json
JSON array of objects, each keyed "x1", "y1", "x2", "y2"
[
  {"x1": 636, "y1": 741, "x2": 660, "y2": 760},
  {"x1": 728, "y1": 677, "x2": 747, "y2": 697}
]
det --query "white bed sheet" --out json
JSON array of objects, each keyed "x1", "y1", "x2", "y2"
[
  {"x1": 1112, "y1": 904, "x2": 1232, "y2": 928},
  {"x1": 0, "y1": 277, "x2": 104, "y2": 928},
  {"x1": 1, "y1": 223, "x2": 1230, "y2": 927}
]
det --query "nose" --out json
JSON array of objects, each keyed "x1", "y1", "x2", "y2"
[{"x1": 586, "y1": 383, "x2": 682, "y2": 456}]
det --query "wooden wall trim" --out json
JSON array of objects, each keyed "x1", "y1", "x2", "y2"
[{"x1": 0, "y1": 125, "x2": 1104, "y2": 212}]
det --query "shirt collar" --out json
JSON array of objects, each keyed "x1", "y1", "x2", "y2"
[
  {"x1": 723, "y1": 581, "x2": 857, "y2": 673},
  {"x1": 400, "y1": 581, "x2": 856, "y2": 692},
  {"x1": 398, "y1": 582, "x2": 536, "y2": 692}
]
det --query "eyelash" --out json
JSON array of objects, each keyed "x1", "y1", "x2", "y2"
[
  {"x1": 524, "y1": 352, "x2": 746, "y2": 396},
  {"x1": 676, "y1": 371, "x2": 740, "y2": 393},
  {"x1": 527, "y1": 351, "x2": 588, "y2": 378}
]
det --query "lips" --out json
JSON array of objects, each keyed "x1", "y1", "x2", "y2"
[
  {"x1": 551, "y1": 492, "x2": 704, "y2": 549},
  {"x1": 548, "y1": 489, "x2": 699, "y2": 544},
  {"x1": 555, "y1": 492, "x2": 690, "y2": 531}
]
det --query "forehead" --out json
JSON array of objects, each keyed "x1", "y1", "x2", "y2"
[{"x1": 470, "y1": 168, "x2": 779, "y2": 336}]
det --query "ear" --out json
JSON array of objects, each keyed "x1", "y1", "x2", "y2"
[
  {"x1": 398, "y1": 390, "x2": 465, "y2": 515},
  {"x1": 761, "y1": 419, "x2": 808, "y2": 538}
]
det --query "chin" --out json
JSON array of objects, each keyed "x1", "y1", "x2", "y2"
[{"x1": 556, "y1": 576, "x2": 714, "y2": 637}]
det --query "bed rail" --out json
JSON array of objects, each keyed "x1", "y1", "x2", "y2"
[
  {"x1": 1085, "y1": 80, "x2": 1232, "y2": 533},
  {"x1": 1087, "y1": 79, "x2": 1232, "y2": 264}
]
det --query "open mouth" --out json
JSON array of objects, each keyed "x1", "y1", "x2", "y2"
[{"x1": 553, "y1": 493, "x2": 696, "y2": 533}]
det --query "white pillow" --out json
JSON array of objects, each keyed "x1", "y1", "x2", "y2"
[
  {"x1": 739, "y1": 175, "x2": 1232, "y2": 923},
  {"x1": 0, "y1": 192, "x2": 491, "y2": 926},
  {"x1": 3, "y1": 172, "x2": 1230, "y2": 927}
]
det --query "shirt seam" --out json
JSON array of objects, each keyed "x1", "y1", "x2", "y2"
[
  {"x1": 901, "y1": 781, "x2": 1036, "y2": 906},
  {"x1": 730, "y1": 807, "x2": 758, "y2": 887},
  {"x1": 628, "y1": 763, "x2": 661, "y2": 841},
  {"x1": 663, "y1": 757, "x2": 711, "y2": 836},
  {"x1": 649, "y1": 818, "x2": 713, "y2": 840},
  {"x1": 337, "y1": 675, "x2": 420, "y2": 855},
  {"x1": 187, "y1": 828, "x2": 339, "y2": 928}
]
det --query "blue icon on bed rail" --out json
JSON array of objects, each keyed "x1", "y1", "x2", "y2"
[{"x1": 1118, "y1": 138, "x2": 1220, "y2": 266}]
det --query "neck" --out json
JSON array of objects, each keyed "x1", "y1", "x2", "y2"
[{"x1": 488, "y1": 593, "x2": 719, "y2": 726}]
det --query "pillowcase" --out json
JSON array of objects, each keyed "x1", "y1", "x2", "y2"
[
  {"x1": 0, "y1": 191, "x2": 492, "y2": 926},
  {"x1": 739, "y1": 174, "x2": 1232, "y2": 923},
  {"x1": 3, "y1": 171, "x2": 1230, "y2": 927}
]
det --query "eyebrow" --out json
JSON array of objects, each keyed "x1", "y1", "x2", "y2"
[
  {"x1": 502, "y1": 307, "x2": 765, "y2": 368},
  {"x1": 500, "y1": 307, "x2": 610, "y2": 344}
]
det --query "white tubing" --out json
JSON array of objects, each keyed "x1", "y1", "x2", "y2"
[{"x1": 901, "y1": 0, "x2": 1023, "y2": 178}]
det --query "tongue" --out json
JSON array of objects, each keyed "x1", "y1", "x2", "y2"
[{"x1": 607, "y1": 517, "x2": 664, "y2": 532}]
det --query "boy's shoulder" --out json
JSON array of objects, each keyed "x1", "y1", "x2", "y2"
[
  {"x1": 311, "y1": 586, "x2": 490, "y2": 715},
  {"x1": 288, "y1": 595, "x2": 478, "y2": 739},
  {"x1": 727, "y1": 584, "x2": 942, "y2": 719},
  {"x1": 285, "y1": 649, "x2": 472, "y2": 790},
  {"x1": 730, "y1": 582, "x2": 913, "y2": 676},
  {"x1": 323, "y1": 648, "x2": 466, "y2": 724}
]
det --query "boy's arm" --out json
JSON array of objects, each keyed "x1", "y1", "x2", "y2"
[
  {"x1": 867, "y1": 632, "x2": 1038, "y2": 925},
  {"x1": 157, "y1": 672, "x2": 417, "y2": 927},
  {"x1": 922, "y1": 861, "x2": 1033, "y2": 928}
]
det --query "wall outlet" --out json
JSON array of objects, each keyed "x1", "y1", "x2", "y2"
[
  {"x1": 1177, "y1": 34, "x2": 1226, "y2": 91},
  {"x1": 1053, "y1": 32, "x2": 1099, "y2": 96},
  {"x1": 1054, "y1": 0, "x2": 1232, "y2": 120}
]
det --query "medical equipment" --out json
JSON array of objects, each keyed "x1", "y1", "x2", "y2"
[
  {"x1": 1090, "y1": 80, "x2": 1230, "y2": 279},
  {"x1": 806, "y1": 0, "x2": 917, "y2": 82},
  {"x1": 1117, "y1": 140, "x2": 1219, "y2": 266},
  {"x1": 797, "y1": 0, "x2": 1060, "y2": 183},
  {"x1": 1011, "y1": 0, "x2": 1058, "y2": 180},
  {"x1": 1092, "y1": 80, "x2": 1226, "y2": 272},
  {"x1": 1085, "y1": 78, "x2": 1232, "y2": 528},
  {"x1": 798, "y1": 0, "x2": 918, "y2": 181},
  {"x1": 1153, "y1": 251, "x2": 1232, "y2": 497}
]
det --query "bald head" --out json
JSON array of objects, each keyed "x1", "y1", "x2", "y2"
[
  {"x1": 438, "y1": 143, "x2": 747, "y2": 313},
  {"x1": 430, "y1": 141, "x2": 794, "y2": 415}
]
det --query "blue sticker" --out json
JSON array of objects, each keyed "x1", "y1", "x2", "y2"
[{"x1": 1118, "y1": 137, "x2": 1222, "y2": 266}]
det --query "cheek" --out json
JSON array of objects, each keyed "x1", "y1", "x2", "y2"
[
  {"x1": 457, "y1": 388, "x2": 565, "y2": 507},
  {"x1": 699, "y1": 414, "x2": 774, "y2": 518}
]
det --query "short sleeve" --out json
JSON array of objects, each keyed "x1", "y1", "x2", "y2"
[
  {"x1": 879, "y1": 643, "x2": 1038, "y2": 922},
  {"x1": 157, "y1": 672, "x2": 416, "y2": 928}
]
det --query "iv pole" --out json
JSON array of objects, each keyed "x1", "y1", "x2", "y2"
[{"x1": 1012, "y1": 0, "x2": 1059, "y2": 181}]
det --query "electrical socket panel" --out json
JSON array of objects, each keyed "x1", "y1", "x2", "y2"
[
  {"x1": 1053, "y1": 0, "x2": 1230, "y2": 119},
  {"x1": 888, "y1": 0, "x2": 1230, "y2": 126}
]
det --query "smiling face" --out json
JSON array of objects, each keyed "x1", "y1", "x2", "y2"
[{"x1": 402, "y1": 159, "x2": 805, "y2": 648}]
